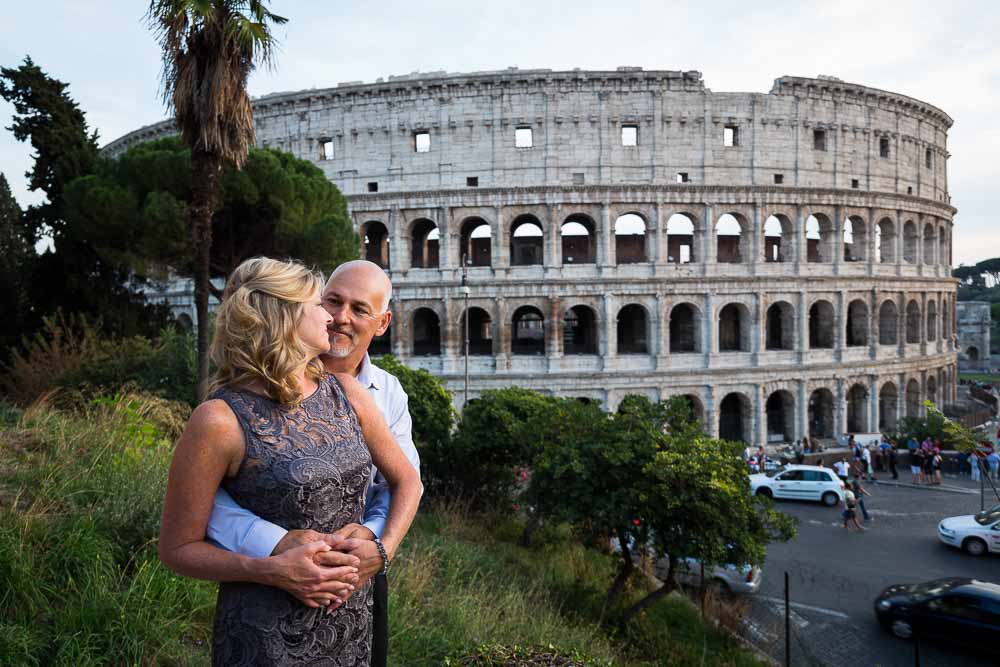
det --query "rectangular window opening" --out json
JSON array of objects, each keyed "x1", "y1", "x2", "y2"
[
  {"x1": 515, "y1": 126, "x2": 533, "y2": 148},
  {"x1": 723, "y1": 125, "x2": 739, "y2": 147},
  {"x1": 773, "y1": 174, "x2": 784, "y2": 185},
  {"x1": 675, "y1": 172, "x2": 689, "y2": 183},
  {"x1": 621, "y1": 124, "x2": 638, "y2": 147},
  {"x1": 907, "y1": 186, "x2": 913, "y2": 195},
  {"x1": 414, "y1": 131, "x2": 431, "y2": 153},
  {"x1": 320, "y1": 140, "x2": 334, "y2": 161},
  {"x1": 367, "y1": 182, "x2": 378, "y2": 193},
  {"x1": 573, "y1": 172, "x2": 585, "y2": 185},
  {"x1": 466, "y1": 176, "x2": 479, "y2": 187},
  {"x1": 851, "y1": 178, "x2": 860, "y2": 189},
  {"x1": 879, "y1": 137, "x2": 890, "y2": 158},
  {"x1": 813, "y1": 129, "x2": 827, "y2": 151},
  {"x1": 925, "y1": 149, "x2": 933, "y2": 169}
]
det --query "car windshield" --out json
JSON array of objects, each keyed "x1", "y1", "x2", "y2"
[
  {"x1": 975, "y1": 504, "x2": 1000, "y2": 526},
  {"x1": 765, "y1": 466, "x2": 788, "y2": 478},
  {"x1": 907, "y1": 578, "x2": 969, "y2": 597}
]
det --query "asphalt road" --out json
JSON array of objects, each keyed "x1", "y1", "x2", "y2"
[{"x1": 753, "y1": 478, "x2": 1000, "y2": 667}]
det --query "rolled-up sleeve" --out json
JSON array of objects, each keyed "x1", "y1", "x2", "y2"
[{"x1": 207, "y1": 487, "x2": 287, "y2": 558}]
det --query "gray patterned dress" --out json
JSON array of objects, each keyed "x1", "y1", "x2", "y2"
[{"x1": 210, "y1": 374, "x2": 373, "y2": 666}]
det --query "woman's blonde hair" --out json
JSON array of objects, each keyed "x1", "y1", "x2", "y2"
[{"x1": 209, "y1": 257, "x2": 326, "y2": 406}]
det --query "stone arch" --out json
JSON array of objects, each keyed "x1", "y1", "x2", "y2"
[
  {"x1": 669, "y1": 302, "x2": 701, "y2": 353},
  {"x1": 922, "y1": 222, "x2": 937, "y2": 265},
  {"x1": 410, "y1": 218, "x2": 439, "y2": 268},
  {"x1": 617, "y1": 303, "x2": 650, "y2": 354},
  {"x1": 846, "y1": 299, "x2": 869, "y2": 347},
  {"x1": 412, "y1": 307, "x2": 441, "y2": 355},
  {"x1": 614, "y1": 212, "x2": 648, "y2": 264},
  {"x1": 879, "y1": 382, "x2": 899, "y2": 431},
  {"x1": 905, "y1": 300, "x2": 921, "y2": 344},
  {"x1": 719, "y1": 392, "x2": 752, "y2": 444},
  {"x1": 460, "y1": 217, "x2": 492, "y2": 267},
  {"x1": 878, "y1": 300, "x2": 899, "y2": 345},
  {"x1": 510, "y1": 214, "x2": 544, "y2": 266},
  {"x1": 809, "y1": 300, "x2": 835, "y2": 348},
  {"x1": 763, "y1": 214, "x2": 793, "y2": 263},
  {"x1": 808, "y1": 388, "x2": 835, "y2": 439},
  {"x1": 806, "y1": 213, "x2": 835, "y2": 263},
  {"x1": 765, "y1": 301, "x2": 795, "y2": 350},
  {"x1": 561, "y1": 214, "x2": 596, "y2": 265},
  {"x1": 563, "y1": 304, "x2": 598, "y2": 355},
  {"x1": 942, "y1": 297, "x2": 951, "y2": 339},
  {"x1": 843, "y1": 215, "x2": 867, "y2": 262},
  {"x1": 903, "y1": 220, "x2": 917, "y2": 263},
  {"x1": 666, "y1": 212, "x2": 697, "y2": 264},
  {"x1": 876, "y1": 217, "x2": 896, "y2": 263},
  {"x1": 511, "y1": 305, "x2": 545, "y2": 355},
  {"x1": 718, "y1": 302, "x2": 750, "y2": 352},
  {"x1": 362, "y1": 220, "x2": 390, "y2": 268},
  {"x1": 460, "y1": 306, "x2": 494, "y2": 355},
  {"x1": 715, "y1": 213, "x2": 749, "y2": 263},
  {"x1": 926, "y1": 375, "x2": 938, "y2": 406},
  {"x1": 905, "y1": 378, "x2": 921, "y2": 417},
  {"x1": 766, "y1": 390, "x2": 795, "y2": 443},
  {"x1": 967, "y1": 346, "x2": 980, "y2": 361},
  {"x1": 676, "y1": 393, "x2": 704, "y2": 425},
  {"x1": 846, "y1": 383, "x2": 869, "y2": 433},
  {"x1": 926, "y1": 300, "x2": 938, "y2": 341}
]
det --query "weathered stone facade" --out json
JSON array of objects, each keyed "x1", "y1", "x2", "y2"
[
  {"x1": 106, "y1": 68, "x2": 959, "y2": 446},
  {"x1": 957, "y1": 301, "x2": 991, "y2": 370}
]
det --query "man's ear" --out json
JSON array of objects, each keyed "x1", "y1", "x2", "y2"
[{"x1": 377, "y1": 311, "x2": 392, "y2": 336}]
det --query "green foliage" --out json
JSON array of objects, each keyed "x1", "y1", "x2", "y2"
[
  {"x1": 449, "y1": 643, "x2": 610, "y2": 666},
  {"x1": 895, "y1": 401, "x2": 978, "y2": 451},
  {"x1": 0, "y1": 174, "x2": 33, "y2": 359}
]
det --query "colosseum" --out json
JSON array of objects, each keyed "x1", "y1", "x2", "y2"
[{"x1": 106, "y1": 67, "x2": 959, "y2": 448}]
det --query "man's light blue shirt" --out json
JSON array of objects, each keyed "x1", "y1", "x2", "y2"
[{"x1": 207, "y1": 354, "x2": 421, "y2": 558}]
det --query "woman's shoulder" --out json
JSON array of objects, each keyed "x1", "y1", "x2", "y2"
[{"x1": 186, "y1": 399, "x2": 244, "y2": 446}]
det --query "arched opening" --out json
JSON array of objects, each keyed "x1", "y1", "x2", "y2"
[
  {"x1": 766, "y1": 390, "x2": 795, "y2": 443},
  {"x1": 410, "y1": 219, "x2": 439, "y2": 268},
  {"x1": 809, "y1": 301, "x2": 835, "y2": 348},
  {"x1": 678, "y1": 394, "x2": 704, "y2": 425},
  {"x1": 176, "y1": 313, "x2": 193, "y2": 332},
  {"x1": 669, "y1": 303, "x2": 700, "y2": 353},
  {"x1": 561, "y1": 215, "x2": 596, "y2": 265},
  {"x1": 461, "y1": 307, "x2": 493, "y2": 355},
  {"x1": 942, "y1": 297, "x2": 951, "y2": 339},
  {"x1": 370, "y1": 324, "x2": 391, "y2": 356},
  {"x1": 512, "y1": 306, "x2": 545, "y2": 355},
  {"x1": 968, "y1": 346, "x2": 980, "y2": 361},
  {"x1": 718, "y1": 303, "x2": 749, "y2": 352},
  {"x1": 764, "y1": 215, "x2": 790, "y2": 263},
  {"x1": 715, "y1": 214, "x2": 746, "y2": 263},
  {"x1": 806, "y1": 214, "x2": 834, "y2": 263},
  {"x1": 666, "y1": 213, "x2": 696, "y2": 263},
  {"x1": 903, "y1": 221, "x2": 917, "y2": 263},
  {"x1": 766, "y1": 301, "x2": 795, "y2": 351},
  {"x1": 617, "y1": 304, "x2": 649, "y2": 354},
  {"x1": 927, "y1": 301, "x2": 937, "y2": 341},
  {"x1": 905, "y1": 300, "x2": 921, "y2": 344},
  {"x1": 808, "y1": 388, "x2": 835, "y2": 439},
  {"x1": 614, "y1": 213, "x2": 647, "y2": 264},
  {"x1": 563, "y1": 305, "x2": 598, "y2": 355},
  {"x1": 927, "y1": 376, "x2": 938, "y2": 406},
  {"x1": 938, "y1": 226, "x2": 949, "y2": 266},
  {"x1": 846, "y1": 299, "x2": 869, "y2": 347},
  {"x1": 843, "y1": 216, "x2": 867, "y2": 262},
  {"x1": 876, "y1": 218, "x2": 896, "y2": 263},
  {"x1": 412, "y1": 308, "x2": 441, "y2": 356},
  {"x1": 846, "y1": 384, "x2": 869, "y2": 433},
  {"x1": 719, "y1": 392, "x2": 751, "y2": 444},
  {"x1": 879, "y1": 382, "x2": 898, "y2": 431},
  {"x1": 362, "y1": 221, "x2": 390, "y2": 268},
  {"x1": 922, "y1": 223, "x2": 936, "y2": 265},
  {"x1": 879, "y1": 301, "x2": 898, "y2": 345},
  {"x1": 510, "y1": 215, "x2": 544, "y2": 266},
  {"x1": 460, "y1": 218, "x2": 492, "y2": 267},
  {"x1": 905, "y1": 379, "x2": 921, "y2": 417}
]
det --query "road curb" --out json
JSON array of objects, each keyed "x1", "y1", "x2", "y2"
[{"x1": 873, "y1": 480, "x2": 980, "y2": 495}]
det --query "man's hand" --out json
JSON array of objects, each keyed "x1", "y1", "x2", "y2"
[
  {"x1": 261, "y1": 540, "x2": 360, "y2": 609},
  {"x1": 321, "y1": 523, "x2": 382, "y2": 607}
]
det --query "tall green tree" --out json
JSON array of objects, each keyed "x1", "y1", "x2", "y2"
[
  {"x1": 146, "y1": 0, "x2": 288, "y2": 398},
  {"x1": 0, "y1": 173, "x2": 33, "y2": 356}
]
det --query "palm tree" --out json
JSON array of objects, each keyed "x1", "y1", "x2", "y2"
[{"x1": 146, "y1": 0, "x2": 286, "y2": 398}]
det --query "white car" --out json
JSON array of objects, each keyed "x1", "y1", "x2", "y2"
[
  {"x1": 749, "y1": 464, "x2": 845, "y2": 507},
  {"x1": 656, "y1": 556, "x2": 762, "y2": 595},
  {"x1": 938, "y1": 504, "x2": 1000, "y2": 557}
]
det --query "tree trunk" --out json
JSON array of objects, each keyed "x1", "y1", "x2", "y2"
[
  {"x1": 620, "y1": 553, "x2": 678, "y2": 627},
  {"x1": 189, "y1": 149, "x2": 222, "y2": 401},
  {"x1": 604, "y1": 526, "x2": 635, "y2": 611}
]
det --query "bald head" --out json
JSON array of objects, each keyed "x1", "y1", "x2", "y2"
[{"x1": 327, "y1": 260, "x2": 392, "y2": 312}]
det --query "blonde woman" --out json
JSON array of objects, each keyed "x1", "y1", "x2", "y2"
[{"x1": 159, "y1": 257, "x2": 421, "y2": 666}]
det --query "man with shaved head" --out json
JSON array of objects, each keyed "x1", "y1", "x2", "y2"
[{"x1": 207, "y1": 260, "x2": 420, "y2": 667}]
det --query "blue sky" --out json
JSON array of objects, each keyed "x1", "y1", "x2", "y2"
[{"x1": 3, "y1": 0, "x2": 998, "y2": 265}]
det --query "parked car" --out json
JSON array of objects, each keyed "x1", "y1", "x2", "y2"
[
  {"x1": 655, "y1": 556, "x2": 762, "y2": 595},
  {"x1": 938, "y1": 503, "x2": 1000, "y2": 556},
  {"x1": 749, "y1": 464, "x2": 845, "y2": 506},
  {"x1": 874, "y1": 578, "x2": 1000, "y2": 654}
]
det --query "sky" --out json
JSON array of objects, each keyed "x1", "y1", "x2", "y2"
[{"x1": 2, "y1": 0, "x2": 998, "y2": 266}]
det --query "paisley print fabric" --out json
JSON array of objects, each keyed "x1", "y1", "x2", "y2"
[{"x1": 210, "y1": 374, "x2": 373, "y2": 666}]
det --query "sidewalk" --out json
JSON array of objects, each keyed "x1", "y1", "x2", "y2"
[{"x1": 872, "y1": 472, "x2": 995, "y2": 497}]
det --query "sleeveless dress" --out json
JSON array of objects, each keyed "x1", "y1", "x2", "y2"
[{"x1": 210, "y1": 374, "x2": 373, "y2": 666}]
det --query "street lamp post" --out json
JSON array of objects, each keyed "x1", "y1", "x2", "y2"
[{"x1": 461, "y1": 255, "x2": 470, "y2": 406}]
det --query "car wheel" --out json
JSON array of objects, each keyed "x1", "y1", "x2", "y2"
[
  {"x1": 821, "y1": 491, "x2": 839, "y2": 507},
  {"x1": 755, "y1": 487, "x2": 773, "y2": 499},
  {"x1": 890, "y1": 619, "x2": 913, "y2": 640},
  {"x1": 963, "y1": 537, "x2": 988, "y2": 557}
]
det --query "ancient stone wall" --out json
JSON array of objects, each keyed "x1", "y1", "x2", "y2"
[{"x1": 957, "y1": 301, "x2": 991, "y2": 370}]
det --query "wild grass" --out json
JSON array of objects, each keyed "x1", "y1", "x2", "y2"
[{"x1": 0, "y1": 397, "x2": 764, "y2": 666}]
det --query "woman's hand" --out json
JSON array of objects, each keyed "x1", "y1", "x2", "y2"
[{"x1": 262, "y1": 540, "x2": 360, "y2": 608}]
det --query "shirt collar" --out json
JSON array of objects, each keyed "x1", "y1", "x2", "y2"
[{"x1": 356, "y1": 353, "x2": 382, "y2": 391}]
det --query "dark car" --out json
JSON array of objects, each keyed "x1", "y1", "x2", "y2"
[{"x1": 874, "y1": 578, "x2": 1000, "y2": 653}]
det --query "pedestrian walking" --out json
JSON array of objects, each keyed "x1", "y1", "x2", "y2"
[
  {"x1": 932, "y1": 450, "x2": 943, "y2": 485},
  {"x1": 889, "y1": 443, "x2": 899, "y2": 480},
  {"x1": 923, "y1": 447, "x2": 935, "y2": 485},
  {"x1": 913, "y1": 448, "x2": 926, "y2": 484},
  {"x1": 862, "y1": 445, "x2": 875, "y2": 481},
  {"x1": 851, "y1": 473, "x2": 873, "y2": 522},
  {"x1": 842, "y1": 488, "x2": 865, "y2": 532},
  {"x1": 972, "y1": 450, "x2": 983, "y2": 482},
  {"x1": 833, "y1": 458, "x2": 849, "y2": 483},
  {"x1": 988, "y1": 450, "x2": 1000, "y2": 482}
]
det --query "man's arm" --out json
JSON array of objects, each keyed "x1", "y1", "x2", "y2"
[{"x1": 207, "y1": 487, "x2": 288, "y2": 558}]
